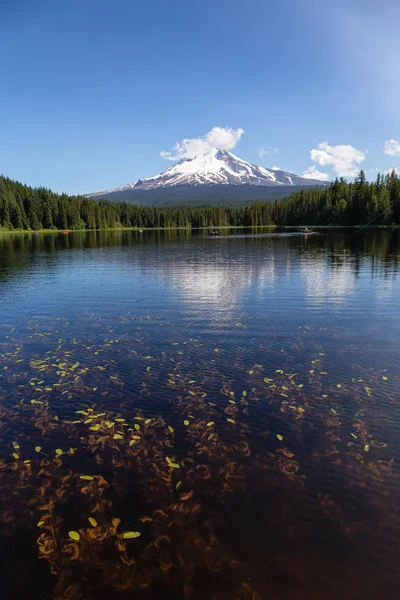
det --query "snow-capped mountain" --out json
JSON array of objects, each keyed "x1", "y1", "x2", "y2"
[{"x1": 88, "y1": 149, "x2": 326, "y2": 198}]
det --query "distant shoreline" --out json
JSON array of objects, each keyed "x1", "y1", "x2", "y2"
[{"x1": 0, "y1": 225, "x2": 398, "y2": 235}]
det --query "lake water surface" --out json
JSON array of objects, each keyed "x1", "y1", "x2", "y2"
[{"x1": 0, "y1": 228, "x2": 399, "y2": 600}]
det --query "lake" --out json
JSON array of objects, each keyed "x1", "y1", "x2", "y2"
[{"x1": 0, "y1": 228, "x2": 399, "y2": 600}]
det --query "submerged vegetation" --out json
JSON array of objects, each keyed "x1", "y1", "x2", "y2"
[
  {"x1": 0, "y1": 169, "x2": 400, "y2": 231},
  {"x1": 0, "y1": 313, "x2": 398, "y2": 599}
]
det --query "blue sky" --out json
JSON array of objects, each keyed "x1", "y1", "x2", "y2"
[{"x1": 1, "y1": 0, "x2": 399, "y2": 194}]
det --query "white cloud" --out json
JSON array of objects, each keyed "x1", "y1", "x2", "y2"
[
  {"x1": 160, "y1": 150, "x2": 175, "y2": 161},
  {"x1": 384, "y1": 139, "x2": 400, "y2": 156},
  {"x1": 271, "y1": 165, "x2": 280, "y2": 171},
  {"x1": 309, "y1": 141, "x2": 366, "y2": 178},
  {"x1": 259, "y1": 146, "x2": 278, "y2": 158},
  {"x1": 160, "y1": 126, "x2": 244, "y2": 161},
  {"x1": 384, "y1": 167, "x2": 399, "y2": 175},
  {"x1": 302, "y1": 165, "x2": 330, "y2": 181}
]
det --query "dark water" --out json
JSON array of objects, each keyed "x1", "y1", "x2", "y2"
[{"x1": 0, "y1": 228, "x2": 399, "y2": 600}]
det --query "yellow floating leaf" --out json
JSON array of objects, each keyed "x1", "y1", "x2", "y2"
[
  {"x1": 382, "y1": 376, "x2": 388, "y2": 381},
  {"x1": 80, "y1": 475, "x2": 94, "y2": 481},
  {"x1": 35, "y1": 446, "x2": 42, "y2": 453},
  {"x1": 330, "y1": 408, "x2": 337, "y2": 414},
  {"x1": 206, "y1": 422, "x2": 214, "y2": 427},
  {"x1": 249, "y1": 370, "x2": 254, "y2": 375},
  {"x1": 242, "y1": 391, "x2": 247, "y2": 397},
  {"x1": 113, "y1": 434, "x2": 123, "y2": 440},
  {"x1": 364, "y1": 444, "x2": 370, "y2": 452},
  {"x1": 129, "y1": 439, "x2": 138, "y2": 446},
  {"x1": 337, "y1": 384, "x2": 342, "y2": 388},
  {"x1": 350, "y1": 433, "x2": 358, "y2": 439},
  {"x1": 183, "y1": 420, "x2": 189, "y2": 426},
  {"x1": 37, "y1": 521, "x2": 45, "y2": 527},
  {"x1": 180, "y1": 490, "x2": 194, "y2": 501},
  {"x1": 227, "y1": 418, "x2": 235, "y2": 424},
  {"x1": 88, "y1": 517, "x2": 98, "y2": 527},
  {"x1": 188, "y1": 380, "x2": 196, "y2": 384},
  {"x1": 69, "y1": 531, "x2": 80, "y2": 541},
  {"x1": 123, "y1": 531, "x2": 141, "y2": 539},
  {"x1": 89, "y1": 425, "x2": 100, "y2": 431},
  {"x1": 145, "y1": 419, "x2": 151, "y2": 424},
  {"x1": 12, "y1": 453, "x2": 19, "y2": 460},
  {"x1": 176, "y1": 480, "x2": 182, "y2": 491},
  {"x1": 170, "y1": 463, "x2": 180, "y2": 469},
  {"x1": 322, "y1": 395, "x2": 328, "y2": 398},
  {"x1": 134, "y1": 424, "x2": 140, "y2": 431},
  {"x1": 55, "y1": 449, "x2": 63, "y2": 455},
  {"x1": 168, "y1": 425, "x2": 174, "y2": 433},
  {"x1": 277, "y1": 434, "x2": 283, "y2": 441}
]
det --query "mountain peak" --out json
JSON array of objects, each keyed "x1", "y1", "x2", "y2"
[
  {"x1": 131, "y1": 149, "x2": 325, "y2": 190},
  {"x1": 88, "y1": 150, "x2": 327, "y2": 197}
]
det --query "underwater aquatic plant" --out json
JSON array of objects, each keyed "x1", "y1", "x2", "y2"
[{"x1": 0, "y1": 314, "x2": 397, "y2": 599}]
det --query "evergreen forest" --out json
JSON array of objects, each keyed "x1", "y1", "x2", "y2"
[{"x1": 0, "y1": 170, "x2": 399, "y2": 231}]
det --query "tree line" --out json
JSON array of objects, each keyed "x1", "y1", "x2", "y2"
[{"x1": 0, "y1": 170, "x2": 399, "y2": 231}]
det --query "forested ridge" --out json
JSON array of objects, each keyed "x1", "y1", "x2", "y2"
[{"x1": 0, "y1": 170, "x2": 399, "y2": 230}]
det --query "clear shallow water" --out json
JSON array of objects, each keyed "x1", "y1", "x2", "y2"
[{"x1": 0, "y1": 228, "x2": 399, "y2": 600}]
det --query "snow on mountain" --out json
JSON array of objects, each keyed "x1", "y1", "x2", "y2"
[
  {"x1": 134, "y1": 149, "x2": 282, "y2": 189},
  {"x1": 88, "y1": 149, "x2": 326, "y2": 197}
]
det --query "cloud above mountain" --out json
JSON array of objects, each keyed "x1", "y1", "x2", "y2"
[
  {"x1": 302, "y1": 165, "x2": 330, "y2": 181},
  {"x1": 160, "y1": 126, "x2": 244, "y2": 161},
  {"x1": 307, "y1": 141, "x2": 366, "y2": 178},
  {"x1": 384, "y1": 139, "x2": 400, "y2": 157}
]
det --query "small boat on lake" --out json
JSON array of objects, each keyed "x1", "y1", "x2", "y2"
[{"x1": 211, "y1": 230, "x2": 221, "y2": 236}]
